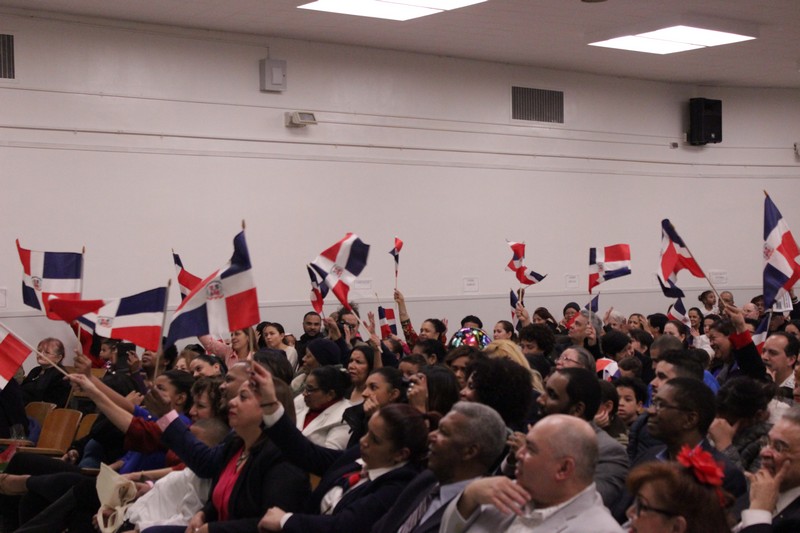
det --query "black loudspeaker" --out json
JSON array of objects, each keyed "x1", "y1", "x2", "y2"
[{"x1": 688, "y1": 98, "x2": 722, "y2": 145}]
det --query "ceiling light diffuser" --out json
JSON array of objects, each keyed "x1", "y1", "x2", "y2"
[
  {"x1": 589, "y1": 36, "x2": 703, "y2": 55},
  {"x1": 393, "y1": 0, "x2": 487, "y2": 9},
  {"x1": 298, "y1": 0, "x2": 439, "y2": 21},
  {"x1": 589, "y1": 24, "x2": 756, "y2": 55}
]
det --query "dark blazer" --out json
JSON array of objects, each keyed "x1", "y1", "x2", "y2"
[
  {"x1": 161, "y1": 419, "x2": 309, "y2": 533},
  {"x1": 264, "y1": 409, "x2": 422, "y2": 533},
  {"x1": 741, "y1": 495, "x2": 800, "y2": 533},
  {"x1": 370, "y1": 470, "x2": 446, "y2": 533},
  {"x1": 21, "y1": 365, "x2": 70, "y2": 407}
]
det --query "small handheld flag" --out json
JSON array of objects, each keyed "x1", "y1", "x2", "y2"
[
  {"x1": 173, "y1": 251, "x2": 202, "y2": 301},
  {"x1": 763, "y1": 193, "x2": 800, "y2": 310},
  {"x1": 589, "y1": 244, "x2": 631, "y2": 293},
  {"x1": 311, "y1": 233, "x2": 370, "y2": 311},
  {"x1": 506, "y1": 241, "x2": 547, "y2": 287},
  {"x1": 16, "y1": 239, "x2": 83, "y2": 319},
  {"x1": 307, "y1": 264, "x2": 328, "y2": 314},
  {"x1": 657, "y1": 220, "x2": 705, "y2": 298},
  {"x1": 389, "y1": 237, "x2": 403, "y2": 289},
  {"x1": 378, "y1": 306, "x2": 398, "y2": 338}
]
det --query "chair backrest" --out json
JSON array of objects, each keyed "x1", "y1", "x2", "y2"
[
  {"x1": 75, "y1": 412, "x2": 98, "y2": 441},
  {"x1": 25, "y1": 402, "x2": 57, "y2": 427},
  {"x1": 37, "y1": 408, "x2": 83, "y2": 453}
]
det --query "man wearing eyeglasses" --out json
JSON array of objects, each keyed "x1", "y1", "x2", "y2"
[{"x1": 739, "y1": 406, "x2": 800, "y2": 532}]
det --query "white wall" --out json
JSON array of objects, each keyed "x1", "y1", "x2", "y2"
[{"x1": 1, "y1": 12, "x2": 799, "y2": 367}]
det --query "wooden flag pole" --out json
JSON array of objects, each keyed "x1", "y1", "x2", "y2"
[
  {"x1": 153, "y1": 279, "x2": 172, "y2": 377},
  {"x1": 0, "y1": 321, "x2": 71, "y2": 378}
]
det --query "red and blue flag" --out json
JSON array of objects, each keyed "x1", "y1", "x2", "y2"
[
  {"x1": 172, "y1": 252, "x2": 202, "y2": 301},
  {"x1": 658, "y1": 220, "x2": 704, "y2": 298},
  {"x1": 589, "y1": 244, "x2": 631, "y2": 293},
  {"x1": 763, "y1": 195, "x2": 800, "y2": 310},
  {"x1": 378, "y1": 306, "x2": 397, "y2": 338},
  {"x1": 16, "y1": 239, "x2": 83, "y2": 319},
  {"x1": 311, "y1": 233, "x2": 370, "y2": 311}
]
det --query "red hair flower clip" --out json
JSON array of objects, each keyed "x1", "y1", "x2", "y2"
[{"x1": 676, "y1": 444, "x2": 725, "y2": 487}]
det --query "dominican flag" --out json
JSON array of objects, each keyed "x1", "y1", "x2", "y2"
[
  {"x1": 585, "y1": 295, "x2": 599, "y2": 313},
  {"x1": 667, "y1": 298, "x2": 692, "y2": 329},
  {"x1": 510, "y1": 290, "x2": 519, "y2": 327},
  {"x1": 173, "y1": 252, "x2": 202, "y2": 301},
  {"x1": 751, "y1": 314, "x2": 770, "y2": 355},
  {"x1": 658, "y1": 220, "x2": 705, "y2": 298},
  {"x1": 389, "y1": 237, "x2": 403, "y2": 267},
  {"x1": 763, "y1": 195, "x2": 800, "y2": 310},
  {"x1": 310, "y1": 233, "x2": 370, "y2": 311},
  {"x1": 16, "y1": 239, "x2": 83, "y2": 319},
  {"x1": 506, "y1": 241, "x2": 546, "y2": 286},
  {"x1": 166, "y1": 231, "x2": 260, "y2": 347},
  {"x1": 0, "y1": 325, "x2": 36, "y2": 390},
  {"x1": 307, "y1": 264, "x2": 328, "y2": 314},
  {"x1": 49, "y1": 287, "x2": 168, "y2": 351},
  {"x1": 378, "y1": 306, "x2": 397, "y2": 338},
  {"x1": 516, "y1": 268, "x2": 546, "y2": 286},
  {"x1": 589, "y1": 244, "x2": 631, "y2": 293}
]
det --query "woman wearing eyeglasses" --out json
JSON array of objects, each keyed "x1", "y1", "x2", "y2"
[
  {"x1": 625, "y1": 449, "x2": 731, "y2": 533},
  {"x1": 294, "y1": 366, "x2": 352, "y2": 450}
]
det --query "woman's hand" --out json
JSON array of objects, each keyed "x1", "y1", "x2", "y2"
[
  {"x1": 250, "y1": 362, "x2": 280, "y2": 414},
  {"x1": 126, "y1": 391, "x2": 144, "y2": 406},
  {"x1": 363, "y1": 395, "x2": 381, "y2": 418},
  {"x1": 407, "y1": 373, "x2": 429, "y2": 413},
  {"x1": 185, "y1": 511, "x2": 207, "y2": 533},
  {"x1": 72, "y1": 351, "x2": 93, "y2": 377},
  {"x1": 143, "y1": 387, "x2": 172, "y2": 418},
  {"x1": 127, "y1": 351, "x2": 141, "y2": 373},
  {"x1": 66, "y1": 373, "x2": 100, "y2": 398},
  {"x1": 515, "y1": 303, "x2": 531, "y2": 327},
  {"x1": 258, "y1": 507, "x2": 287, "y2": 532},
  {"x1": 323, "y1": 317, "x2": 341, "y2": 341}
]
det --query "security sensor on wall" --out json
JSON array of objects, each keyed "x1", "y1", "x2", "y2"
[{"x1": 285, "y1": 111, "x2": 317, "y2": 128}]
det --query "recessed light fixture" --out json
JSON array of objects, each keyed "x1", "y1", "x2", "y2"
[
  {"x1": 589, "y1": 24, "x2": 756, "y2": 55},
  {"x1": 298, "y1": 0, "x2": 487, "y2": 21}
]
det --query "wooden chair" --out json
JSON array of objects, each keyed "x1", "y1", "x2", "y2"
[
  {"x1": 0, "y1": 408, "x2": 83, "y2": 456},
  {"x1": 24, "y1": 401, "x2": 57, "y2": 428},
  {"x1": 75, "y1": 412, "x2": 98, "y2": 441}
]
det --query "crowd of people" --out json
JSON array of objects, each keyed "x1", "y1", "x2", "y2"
[{"x1": 1, "y1": 287, "x2": 800, "y2": 533}]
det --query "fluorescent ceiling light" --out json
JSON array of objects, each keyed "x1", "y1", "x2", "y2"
[
  {"x1": 590, "y1": 36, "x2": 703, "y2": 55},
  {"x1": 299, "y1": 0, "x2": 438, "y2": 21},
  {"x1": 638, "y1": 26, "x2": 755, "y2": 47},
  {"x1": 589, "y1": 24, "x2": 756, "y2": 55},
  {"x1": 298, "y1": 0, "x2": 487, "y2": 21}
]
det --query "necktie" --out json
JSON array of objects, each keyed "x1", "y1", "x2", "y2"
[{"x1": 397, "y1": 483, "x2": 440, "y2": 533}]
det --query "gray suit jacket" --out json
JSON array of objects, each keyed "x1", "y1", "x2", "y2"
[
  {"x1": 439, "y1": 483, "x2": 625, "y2": 533},
  {"x1": 592, "y1": 422, "x2": 630, "y2": 507}
]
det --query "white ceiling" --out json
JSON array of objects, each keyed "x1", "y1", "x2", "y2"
[{"x1": 2, "y1": 0, "x2": 799, "y2": 89}]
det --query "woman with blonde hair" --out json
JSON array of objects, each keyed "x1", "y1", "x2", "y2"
[
  {"x1": 483, "y1": 339, "x2": 544, "y2": 393},
  {"x1": 199, "y1": 328, "x2": 257, "y2": 368}
]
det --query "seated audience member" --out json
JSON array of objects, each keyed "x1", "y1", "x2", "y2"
[
  {"x1": 292, "y1": 338, "x2": 342, "y2": 395},
  {"x1": 413, "y1": 339, "x2": 447, "y2": 366},
  {"x1": 595, "y1": 380, "x2": 629, "y2": 445},
  {"x1": 536, "y1": 368, "x2": 629, "y2": 507},
  {"x1": 294, "y1": 366, "x2": 352, "y2": 450},
  {"x1": 370, "y1": 402, "x2": 507, "y2": 533},
  {"x1": 647, "y1": 313, "x2": 668, "y2": 339},
  {"x1": 174, "y1": 344, "x2": 205, "y2": 372},
  {"x1": 699, "y1": 290, "x2": 718, "y2": 316},
  {"x1": 618, "y1": 356, "x2": 643, "y2": 379},
  {"x1": 262, "y1": 321, "x2": 299, "y2": 372},
  {"x1": 664, "y1": 319, "x2": 691, "y2": 348},
  {"x1": 347, "y1": 345, "x2": 374, "y2": 404},
  {"x1": 518, "y1": 324, "x2": 556, "y2": 380},
  {"x1": 444, "y1": 346, "x2": 482, "y2": 389},
  {"x1": 628, "y1": 313, "x2": 647, "y2": 331},
  {"x1": 483, "y1": 339, "x2": 543, "y2": 393},
  {"x1": 491, "y1": 320, "x2": 517, "y2": 342},
  {"x1": 614, "y1": 376, "x2": 646, "y2": 428},
  {"x1": 627, "y1": 349, "x2": 704, "y2": 464},
  {"x1": 761, "y1": 332, "x2": 799, "y2": 403},
  {"x1": 189, "y1": 354, "x2": 225, "y2": 379},
  {"x1": 199, "y1": 328, "x2": 256, "y2": 368},
  {"x1": 394, "y1": 288, "x2": 447, "y2": 349},
  {"x1": 707, "y1": 306, "x2": 768, "y2": 386},
  {"x1": 720, "y1": 291, "x2": 735, "y2": 308},
  {"x1": 601, "y1": 330, "x2": 634, "y2": 361},
  {"x1": 21, "y1": 337, "x2": 71, "y2": 407},
  {"x1": 0, "y1": 378, "x2": 27, "y2": 438},
  {"x1": 785, "y1": 319, "x2": 800, "y2": 340},
  {"x1": 460, "y1": 315, "x2": 483, "y2": 330},
  {"x1": 556, "y1": 302, "x2": 581, "y2": 334},
  {"x1": 604, "y1": 309, "x2": 629, "y2": 333},
  {"x1": 737, "y1": 406, "x2": 800, "y2": 532},
  {"x1": 406, "y1": 365, "x2": 460, "y2": 416},
  {"x1": 398, "y1": 354, "x2": 427, "y2": 379},
  {"x1": 253, "y1": 364, "x2": 433, "y2": 533},
  {"x1": 632, "y1": 378, "x2": 747, "y2": 514},
  {"x1": 625, "y1": 457, "x2": 732, "y2": 533},
  {"x1": 343, "y1": 367, "x2": 407, "y2": 447},
  {"x1": 531, "y1": 307, "x2": 559, "y2": 332},
  {"x1": 709, "y1": 376, "x2": 773, "y2": 473},
  {"x1": 688, "y1": 306, "x2": 714, "y2": 355},
  {"x1": 555, "y1": 346, "x2": 595, "y2": 372},
  {"x1": 155, "y1": 374, "x2": 309, "y2": 533},
  {"x1": 439, "y1": 415, "x2": 624, "y2": 533},
  {"x1": 460, "y1": 357, "x2": 534, "y2": 432},
  {"x1": 563, "y1": 309, "x2": 603, "y2": 359},
  {"x1": 296, "y1": 312, "x2": 324, "y2": 358}
]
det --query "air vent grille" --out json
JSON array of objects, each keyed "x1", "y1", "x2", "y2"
[
  {"x1": 0, "y1": 34, "x2": 14, "y2": 79},
  {"x1": 512, "y1": 86, "x2": 563, "y2": 123}
]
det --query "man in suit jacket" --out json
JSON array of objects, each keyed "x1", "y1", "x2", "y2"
[
  {"x1": 534, "y1": 367, "x2": 629, "y2": 507},
  {"x1": 739, "y1": 405, "x2": 800, "y2": 532},
  {"x1": 370, "y1": 402, "x2": 507, "y2": 533},
  {"x1": 439, "y1": 415, "x2": 624, "y2": 533}
]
